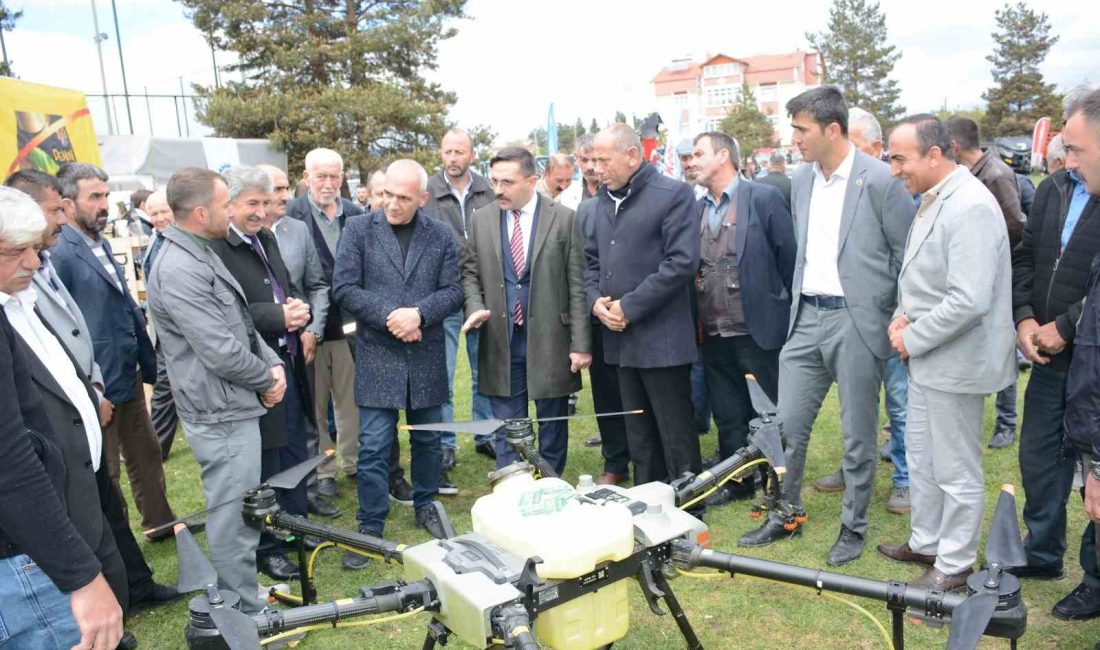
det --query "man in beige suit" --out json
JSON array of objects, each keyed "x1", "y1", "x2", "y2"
[
  {"x1": 461, "y1": 147, "x2": 591, "y2": 474},
  {"x1": 877, "y1": 114, "x2": 1016, "y2": 591}
]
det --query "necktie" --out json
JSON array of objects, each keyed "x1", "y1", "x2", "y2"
[
  {"x1": 509, "y1": 210, "x2": 525, "y2": 326},
  {"x1": 248, "y1": 235, "x2": 299, "y2": 358}
]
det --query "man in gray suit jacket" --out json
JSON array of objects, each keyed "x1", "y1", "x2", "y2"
[
  {"x1": 877, "y1": 115, "x2": 1015, "y2": 591},
  {"x1": 739, "y1": 87, "x2": 916, "y2": 565}
]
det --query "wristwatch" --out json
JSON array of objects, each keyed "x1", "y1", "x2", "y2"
[
  {"x1": 414, "y1": 306, "x2": 424, "y2": 326},
  {"x1": 1089, "y1": 458, "x2": 1100, "y2": 482}
]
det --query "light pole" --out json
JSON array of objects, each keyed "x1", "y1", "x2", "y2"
[
  {"x1": 109, "y1": 0, "x2": 133, "y2": 134},
  {"x1": 89, "y1": 0, "x2": 114, "y2": 135}
]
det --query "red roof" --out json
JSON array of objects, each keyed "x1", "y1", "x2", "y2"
[{"x1": 653, "y1": 51, "x2": 819, "y2": 87}]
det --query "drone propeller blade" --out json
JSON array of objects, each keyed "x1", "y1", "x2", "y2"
[
  {"x1": 401, "y1": 419, "x2": 506, "y2": 437},
  {"x1": 535, "y1": 409, "x2": 644, "y2": 424},
  {"x1": 209, "y1": 604, "x2": 262, "y2": 650},
  {"x1": 985, "y1": 484, "x2": 1027, "y2": 568},
  {"x1": 750, "y1": 423, "x2": 786, "y2": 472},
  {"x1": 175, "y1": 525, "x2": 218, "y2": 593},
  {"x1": 945, "y1": 590, "x2": 999, "y2": 650},
  {"x1": 266, "y1": 453, "x2": 329, "y2": 490},
  {"x1": 746, "y1": 374, "x2": 777, "y2": 416}
]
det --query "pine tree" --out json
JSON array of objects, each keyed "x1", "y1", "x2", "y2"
[
  {"x1": 719, "y1": 84, "x2": 776, "y2": 157},
  {"x1": 0, "y1": 1, "x2": 22, "y2": 77},
  {"x1": 178, "y1": 0, "x2": 466, "y2": 176},
  {"x1": 806, "y1": 0, "x2": 904, "y2": 127},
  {"x1": 574, "y1": 117, "x2": 586, "y2": 137},
  {"x1": 982, "y1": 1, "x2": 1062, "y2": 136},
  {"x1": 589, "y1": 118, "x2": 599, "y2": 134}
]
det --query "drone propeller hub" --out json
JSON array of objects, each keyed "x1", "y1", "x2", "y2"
[
  {"x1": 186, "y1": 590, "x2": 242, "y2": 629},
  {"x1": 965, "y1": 570, "x2": 1021, "y2": 610}
]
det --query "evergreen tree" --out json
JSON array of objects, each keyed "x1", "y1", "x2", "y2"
[
  {"x1": 589, "y1": 118, "x2": 599, "y2": 134},
  {"x1": 0, "y1": 1, "x2": 22, "y2": 77},
  {"x1": 574, "y1": 117, "x2": 585, "y2": 137},
  {"x1": 614, "y1": 110, "x2": 627, "y2": 124},
  {"x1": 719, "y1": 84, "x2": 776, "y2": 156},
  {"x1": 982, "y1": 1, "x2": 1062, "y2": 135},
  {"x1": 806, "y1": 0, "x2": 904, "y2": 126},
  {"x1": 177, "y1": 0, "x2": 465, "y2": 176}
]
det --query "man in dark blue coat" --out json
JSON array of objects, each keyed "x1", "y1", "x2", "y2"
[
  {"x1": 333, "y1": 160, "x2": 463, "y2": 568},
  {"x1": 585, "y1": 124, "x2": 702, "y2": 501},
  {"x1": 50, "y1": 163, "x2": 177, "y2": 540},
  {"x1": 689, "y1": 132, "x2": 796, "y2": 507}
]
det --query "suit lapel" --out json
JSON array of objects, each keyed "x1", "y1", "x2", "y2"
[
  {"x1": 734, "y1": 184, "x2": 750, "y2": 261},
  {"x1": 795, "y1": 172, "x2": 813, "y2": 254},
  {"x1": 64, "y1": 227, "x2": 123, "y2": 294},
  {"x1": 489, "y1": 206, "x2": 504, "y2": 273},
  {"x1": 529, "y1": 197, "x2": 554, "y2": 271},
  {"x1": 900, "y1": 200, "x2": 943, "y2": 275},
  {"x1": 403, "y1": 212, "x2": 428, "y2": 280},
  {"x1": 375, "y1": 214, "x2": 405, "y2": 275},
  {"x1": 837, "y1": 157, "x2": 868, "y2": 254}
]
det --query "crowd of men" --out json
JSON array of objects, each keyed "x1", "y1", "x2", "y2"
[{"x1": 3, "y1": 82, "x2": 1100, "y2": 649}]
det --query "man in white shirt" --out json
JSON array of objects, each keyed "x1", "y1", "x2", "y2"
[{"x1": 738, "y1": 87, "x2": 915, "y2": 566}]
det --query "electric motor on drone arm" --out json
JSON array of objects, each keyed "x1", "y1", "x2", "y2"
[{"x1": 161, "y1": 379, "x2": 1029, "y2": 650}]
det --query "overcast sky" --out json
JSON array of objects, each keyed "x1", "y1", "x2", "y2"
[{"x1": 6, "y1": 0, "x2": 1096, "y2": 142}]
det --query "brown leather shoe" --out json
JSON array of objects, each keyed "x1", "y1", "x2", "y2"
[
  {"x1": 596, "y1": 472, "x2": 627, "y2": 486},
  {"x1": 912, "y1": 566, "x2": 973, "y2": 592},
  {"x1": 877, "y1": 542, "x2": 935, "y2": 566}
]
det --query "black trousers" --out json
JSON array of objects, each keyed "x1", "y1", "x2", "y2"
[
  {"x1": 589, "y1": 323, "x2": 629, "y2": 475},
  {"x1": 258, "y1": 352, "x2": 311, "y2": 559},
  {"x1": 151, "y1": 342, "x2": 179, "y2": 459},
  {"x1": 700, "y1": 333, "x2": 779, "y2": 461},
  {"x1": 617, "y1": 364, "x2": 699, "y2": 487},
  {"x1": 96, "y1": 470, "x2": 138, "y2": 614}
]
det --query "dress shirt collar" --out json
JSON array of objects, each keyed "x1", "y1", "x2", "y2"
[
  {"x1": 513, "y1": 192, "x2": 539, "y2": 218},
  {"x1": 705, "y1": 176, "x2": 740, "y2": 208},
  {"x1": 813, "y1": 142, "x2": 855, "y2": 185}
]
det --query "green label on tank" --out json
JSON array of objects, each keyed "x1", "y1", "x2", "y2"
[{"x1": 517, "y1": 486, "x2": 574, "y2": 517}]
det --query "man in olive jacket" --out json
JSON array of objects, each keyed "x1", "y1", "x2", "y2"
[{"x1": 460, "y1": 147, "x2": 591, "y2": 474}]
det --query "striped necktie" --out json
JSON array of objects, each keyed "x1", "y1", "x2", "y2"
[{"x1": 509, "y1": 210, "x2": 525, "y2": 326}]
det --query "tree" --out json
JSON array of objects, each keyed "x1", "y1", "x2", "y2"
[
  {"x1": 614, "y1": 110, "x2": 627, "y2": 124},
  {"x1": 806, "y1": 0, "x2": 904, "y2": 126},
  {"x1": 0, "y1": 1, "x2": 22, "y2": 77},
  {"x1": 719, "y1": 84, "x2": 776, "y2": 156},
  {"x1": 177, "y1": 0, "x2": 466, "y2": 177},
  {"x1": 982, "y1": 1, "x2": 1062, "y2": 136},
  {"x1": 467, "y1": 123, "x2": 496, "y2": 158},
  {"x1": 574, "y1": 117, "x2": 585, "y2": 137},
  {"x1": 589, "y1": 118, "x2": 599, "y2": 133}
]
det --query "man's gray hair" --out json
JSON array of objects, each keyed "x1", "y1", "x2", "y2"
[
  {"x1": 224, "y1": 165, "x2": 274, "y2": 201},
  {"x1": 1047, "y1": 134, "x2": 1066, "y2": 162},
  {"x1": 387, "y1": 159, "x2": 428, "y2": 193},
  {"x1": 0, "y1": 186, "x2": 47, "y2": 246},
  {"x1": 304, "y1": 148, "x2": 344, "y2": 173},
  {"x1": 849, "y1": 107, "x2": 882, "y2": 144},
  {"x1": 1068, "y1": 88, "x2": 1100, "y2": 130},
  {"x1": 545, "y1": 153, "x2": 573, "y2": 173},
  {"x1": 1064, "y1": 83, "x2": 1100, "y2": 115},
  {"x1": 599, "y1": 123, "x2": 642, "y2": 153},
  {"x1": 575, "y1": 133, "x2": 595, "y2": 152},
  {"x1": 56, "y1": 162, "x2": 109, "y2": 201},
  {"x1": 443, "y1": 128, "x2": 473, "y2": 149}
]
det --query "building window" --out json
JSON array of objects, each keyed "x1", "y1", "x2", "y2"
[
  {"x1": 758, "y1": 83, "x2": 778, "y2": 102},
  {"x1": 674, "y1": 92, "x2": 688, "y2": 107},
  {"x1": 704, "y1": 63, "x2": 737, "y2": 78},
  {"x1": 706, "y1": 86, "x2": 735, "y2": 107},
  {"x1": 705, "y1": 118, "x2": 721, "y2": 131}
]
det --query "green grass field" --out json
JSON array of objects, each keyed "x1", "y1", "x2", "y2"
[{"x1": 124, "y1": 347, "x2": 1099, "y2": 649}]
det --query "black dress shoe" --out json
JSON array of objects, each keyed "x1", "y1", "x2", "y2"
[
  {"x1": 116, "y1": 631, "x2": 138, "y2": 650},
  {"x1": 389, "y1": 476, "x2": 414, "y2": 505},
  {"x1": 415, "y1": 502, "x2": 449, "y2": 540},
  {"x1": 738, "y1": 519, "x2": 802, "y2": 547},
  {"x1": 475, "y1": 440, "x2": 497, "y2": 460},
  {"x1": 703, "y1": 485, "x2": 753, "y2": 508},
  {"x1": 827, "y1": 524, "x2": 865, "y2": 566},
  {"x1": 1005, "y1": 564, "x2": 1065, "y2": 580},
  {"x1": 258, "y1": 554, "x2": 301, "y2": 581},
  {"x1": 308, "y1": 495, "x2": 341, "y2": 518},
  {"x1": 129, "y1": 582, "x2": 184, "y2": 613},
  {"x1": 317, "y1": 477, "x2": 339, "y2": 498},
  {"x1": 1052, "y1": 583, "x2": 1100, "y2": 620},
  {"x1": 342, "y1": 531, "x2": 378, "y2": 571}
]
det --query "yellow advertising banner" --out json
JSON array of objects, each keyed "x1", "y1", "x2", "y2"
[{"x1": 0, "y1": 78, "x2": 102, "y2": 183}]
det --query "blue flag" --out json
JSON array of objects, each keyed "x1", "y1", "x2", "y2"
[{"x1": 546, "y1": 103, "x2": 558, "y2": 155}]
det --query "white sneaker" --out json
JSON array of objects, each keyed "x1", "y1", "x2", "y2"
[{"x1": 258, "y1": 583, "x2": 290, "y2": 603}]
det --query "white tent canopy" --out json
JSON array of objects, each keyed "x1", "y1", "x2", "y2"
[{"x1": 98, "y1": 135, "x2": 288, "y2": 191}]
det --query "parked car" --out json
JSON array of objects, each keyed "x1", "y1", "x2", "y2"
[{"x1": 983, "y1": 136, "x2": 1032, "y2": 175}]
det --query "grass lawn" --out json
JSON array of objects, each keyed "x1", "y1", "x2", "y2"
[{"x1": 124, "y1": 347, "x2": 1099, "y2": 649}]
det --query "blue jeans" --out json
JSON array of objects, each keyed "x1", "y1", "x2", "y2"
[
  {"x1": 0, "y1": 555, "x2": 80, "y2": 648},
  {"x1": 690, "y1": 354, "x2": 711, "y2": 433},
  {"x1": 356, "y1": 404, "x2": 442, "y2": 534},
  {"x1": 442, "y1": 310, "x2": 494, "y2": 448},
  {"x1": 884, "y1": 353, "x2": 909, "y2": 487}
]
